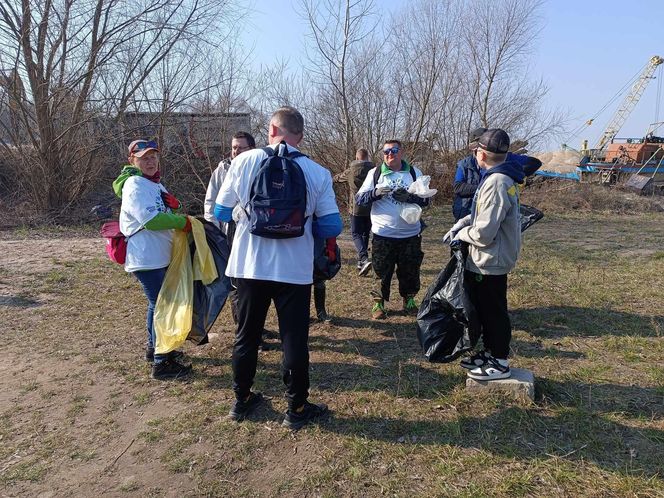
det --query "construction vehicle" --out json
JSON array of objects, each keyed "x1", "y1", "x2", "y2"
[
  {"x1": 580, "y1": 55, "x2": 663, "y2": 161},
  {"x1": 538, "y1": 56, "x2": 664, "y2": 185}
]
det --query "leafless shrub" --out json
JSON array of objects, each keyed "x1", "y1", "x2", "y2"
[{"x1": 521, "y1": 178, "x2": 664, "y2": 214}]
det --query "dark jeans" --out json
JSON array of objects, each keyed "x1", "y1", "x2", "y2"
[
  {"x1": 350, "y1": 215, "x2": 371, "y2": 263},
  {"x1": 133, "y1": 267, "x2": 169, "y2": 364},
  {"x1": 372, "y1": 234, "x2": 424, "y2": 301},
  {"x1": 233, "y1": 278, "x2": 311, "y2": 409},
  {"x1": 464, "y1": 271, "x2": 511, "y2": 359}
]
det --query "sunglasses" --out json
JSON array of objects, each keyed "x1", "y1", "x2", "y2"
[
  {"x1": 130, "y1": 140, "x2": 158, "y2": 154},
  {"x1": 383, "y1": 146, "x2": 400, "y2": 155}
]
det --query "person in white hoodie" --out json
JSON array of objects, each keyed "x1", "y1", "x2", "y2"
[
  {"x1": 444, "y1": 129, "x2": 525, "y2": 381},
  {"x1": 204, "y1": 131, "x2": 255, "y2": 234}
]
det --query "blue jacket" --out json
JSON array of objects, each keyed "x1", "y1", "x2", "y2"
[
  {"x1": 452, "y1": 152, "x2": 541, "y2": 221},
  {"x1": 452, "y1": 155, "x2": 481, "y2": 220}
]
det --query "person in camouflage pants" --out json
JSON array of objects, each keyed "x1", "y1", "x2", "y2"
[
  {"x1": 355, "y1": 139, "x2": 429, "y2": 319},
  {"x1": 371, "y1": 234, "x2": 424, "y2": 306}
]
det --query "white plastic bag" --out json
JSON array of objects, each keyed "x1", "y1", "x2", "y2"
[
  {"x1": 400, "y1": 203, "x2": 422, "y2": 224},
  {"x1": 407, "y1": 175, "x2": 437, "y2": 198},
  {"x1": 232, "y1": 204, "x2": 245, "y2": 222}
]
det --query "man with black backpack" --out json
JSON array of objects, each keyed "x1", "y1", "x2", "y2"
[
  {"x1": 356, "y1": 140, "x2": 430, "y2": 320},
  {"x1": 214, "y1": 106, "x2": 342, "y2": 430}
]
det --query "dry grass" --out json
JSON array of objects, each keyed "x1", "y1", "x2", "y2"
[
  {"x1": 1, "y1": 203, "x2": 663, "y2": 497},
  {"x1": 521, "y1": 177, "x2": 664, "y2": 215}
]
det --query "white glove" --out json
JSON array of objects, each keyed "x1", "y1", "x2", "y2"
[
  {"x1": 442, "y1": 229, "x2": 456, "y2": 244},
  {"x1": 443, "y1": 217, "x2": 470, "y2": 244},
  {"x1": 374, "y1": 185, "x2": 391, "y2": 197},
  {"x1": 232, "y1": 205, "x2": 245, "y2": 222}
]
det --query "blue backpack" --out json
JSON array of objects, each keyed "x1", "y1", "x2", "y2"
[{"x1": 247, "y1": 142, "x2": 308, "y2": 239}]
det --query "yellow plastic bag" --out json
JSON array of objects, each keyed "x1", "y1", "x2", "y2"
[
  {"x1": 154, "y1": 217, "x2": 218, "y2": 354},
  {"x1": 191, "y1": 219, "x2": 217, "y2": 285}
]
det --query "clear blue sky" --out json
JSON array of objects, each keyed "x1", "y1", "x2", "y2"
[{"x1": 239, "y1": 0, "x2": 664, "y2": 150}]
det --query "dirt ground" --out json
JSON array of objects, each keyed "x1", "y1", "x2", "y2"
[{"x1": 0, "y1": 236, "x2": 191, "y2": 496}]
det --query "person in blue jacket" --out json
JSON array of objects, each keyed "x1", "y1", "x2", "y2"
[{"x1": 453, "y1": 127, "x2": 542, "y2": 221}]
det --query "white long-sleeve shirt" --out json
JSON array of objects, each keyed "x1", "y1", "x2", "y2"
[{"x1": 204, "y1": 159, "x2": 231, "y2": 231}]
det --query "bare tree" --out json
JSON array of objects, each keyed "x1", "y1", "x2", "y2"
[
  {"x1": 299, "y1": 0, "x2": 377, "y2": 166},
  {"x1": 0, "y1": 0, "x2": 237, "y2": 213},
  {"x1": 464, "y1": 0, "x2": 539, "y2": 131},
  {"x1": 388, "y1": 0, "x2": 463, "y2": 156}
]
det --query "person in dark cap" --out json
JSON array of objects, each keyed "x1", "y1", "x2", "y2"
[
  {"x1": 452, "y1": 127, "x2": 541, "y2": 221},
  {"x1": 443, "y1": 128, "x2": 524, "y2": 381}
]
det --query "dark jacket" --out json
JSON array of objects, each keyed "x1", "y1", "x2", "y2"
[
  {"x1": 452, "y1": 152, "x2": 541, "y2": 221},
  {"x1": 452, "y1": 156, "x2": 481, "y2": 221},
  {"x1": 348, "y1": 160, "x2": 373, "y2": 216}
]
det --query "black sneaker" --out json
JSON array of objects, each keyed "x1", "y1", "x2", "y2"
[
  {"x1": 169, "y1": 350, "x2": 189, "y2": 366},
  {"x1": 146, "y1": 349, "x2": 186, "y2": 364},
  {"x1": 316, "y1": 310, "x2": 332, "y2": 323},
  {"x1": 151, "y1": 358, "x2": 192, "y2": 380},
  {"x1": 228, "y1": 392, "x2": 264, "y2": 421},
  {"x1": 460, "y1": 350, "x2": 489, "y2": 370},
  {"x1": 282, "y1": 401, "x2": 329, "y2": 430},
  {"x1": 467, "y1": 356, "x2": 511, "y2": 381}
]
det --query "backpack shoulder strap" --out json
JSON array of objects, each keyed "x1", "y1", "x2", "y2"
[
  {"x1": 410, "y1": 166, "x2": 417, "y2": 182},
  {"x1": 261, "y1": 146, "x2": 274, "y2": 157},
  {"x1": 126, "y1": 226, "x2": 144, "y2": 240},
  {"x1": 373, "y1": 166, "x2": 381, "y2": 187}
]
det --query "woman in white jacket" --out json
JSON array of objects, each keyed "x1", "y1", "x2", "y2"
[{"x1": 117, "y1": 140, "x2": 192, "y2": 380}]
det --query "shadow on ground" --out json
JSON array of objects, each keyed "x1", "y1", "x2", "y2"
[
  {"x1": 513, "y1": 305, "x2": 663, "y2": 338},
  {"x1": 319, "y1": 377, "x2": 664, "y2": 478}
]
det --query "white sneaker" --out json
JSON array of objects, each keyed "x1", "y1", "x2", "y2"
[
  {"x1": 358, "y1": 260, "x2": 372, "y2": 276},
  {"x1": 467, "y1": 357, "x2": 511, "y2": 381}
]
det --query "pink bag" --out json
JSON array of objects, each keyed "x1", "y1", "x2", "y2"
[{"x1": 100, "y1": 221, "x2": 131, "y2": 264}]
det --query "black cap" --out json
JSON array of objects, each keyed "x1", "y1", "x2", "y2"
[
  {"x1": 469, "y1": 127, "x2": 487, "y2": 144},
  {"x1": 478, "y1": 128, "x2": 510, "y2": 154}
]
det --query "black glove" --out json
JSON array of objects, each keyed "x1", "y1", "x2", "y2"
[{"x1": 392, "y1": 188, "x2": 410, "y2": 202}]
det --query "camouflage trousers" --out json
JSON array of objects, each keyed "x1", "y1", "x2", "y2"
[{"x1": 371, "y1": 234, "x2": 424, "y2": 302}]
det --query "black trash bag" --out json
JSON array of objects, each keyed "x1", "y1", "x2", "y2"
[
  {"x1": 519, "y1": 204, "x2": 544, "y2": 232},
  {"x1": 417, "y1": 204, "x2": 544, "y2": 362},
  {"x1": 416, "y1": 247, "x2": 480, "y2": 363},
  {"x1": 313, "y1": 237, "x2": 341, "y2": 281},
  {"x1": 187, "y1": 220, "x2": 233, "y2": 345}
]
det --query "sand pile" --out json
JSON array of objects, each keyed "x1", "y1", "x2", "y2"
[{"x1": 533, "y1": 149, "x2": 582, "y2": 173}]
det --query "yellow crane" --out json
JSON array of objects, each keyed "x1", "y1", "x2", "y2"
[{"x1": 589, "y1": 55, "x2": 663, "y2": 159}]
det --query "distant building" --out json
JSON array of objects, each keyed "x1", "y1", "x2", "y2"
[{"x1": 118, "y1": 111, "x2": 251, "y2": 158}]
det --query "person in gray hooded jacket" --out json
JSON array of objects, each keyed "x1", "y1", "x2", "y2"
[{"x1": 443, "y1": 128, "x2": 524, "y2": 382}]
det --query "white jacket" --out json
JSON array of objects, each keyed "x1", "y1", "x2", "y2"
[{"x1": 204, "y1": 159, "x2": 231, "y2": 231}]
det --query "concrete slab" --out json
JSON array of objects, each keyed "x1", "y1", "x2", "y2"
[{"x1": 465, "y1": 367, "x2": 535, "y2": 401}]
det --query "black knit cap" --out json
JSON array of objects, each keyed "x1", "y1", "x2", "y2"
[
  {"x1": 478, "y1": 128, "x2": 510, "y2": 154},
  {"x1": 469, "y1": 127, "x2": 487, "y2": 143}
]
